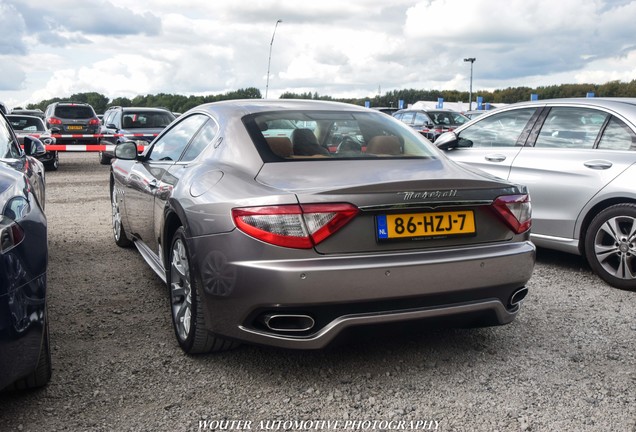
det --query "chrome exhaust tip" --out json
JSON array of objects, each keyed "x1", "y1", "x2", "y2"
[
  {"x1": 509, "y1": 287, "x2": 528, "y2": 308},
  {"x1": 263, "y1": 314, "x2": 315, "y2": 332}
]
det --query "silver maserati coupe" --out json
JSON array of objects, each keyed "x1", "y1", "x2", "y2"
[{"x1": 110, "y1": 99, "x2": 535, "y2": 353}]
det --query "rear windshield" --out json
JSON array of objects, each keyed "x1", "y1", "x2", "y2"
[
  {"x1": 123, "y1": 111, "x2": 175, "y2": 128},
  {"x1": 246, "y1": 110, "x2": 440, "y2": 161},
  {"x1": 54, "y1": 105, "x2": 95, "y2": 119},
  {"x1": 7, "y1": 116, "x2": 45, "y2": 131}
]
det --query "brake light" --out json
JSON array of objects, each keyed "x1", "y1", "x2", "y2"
[
  {"x1": 48, "y1": 117, "x2": 62, "y2": 125},
  {"x1": 88, "y1": 118, "x2": 100, "y2": 126},
  {"x1": 232, "y1": 203, "x2": 359, "y2": 249},
  {"x1": 0, "y1": 219, "x2": 25, "y2": 253},
  {"x1": 491, "y1": 194, "x2": 532, "y2": 234}
]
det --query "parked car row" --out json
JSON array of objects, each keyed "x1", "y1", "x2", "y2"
[
  {"x1": 5, "y1": 96, "x2": 636, "y2": 392},
  {"x1": 3, "y1": 102, "x2": 177, "y2": 171}
]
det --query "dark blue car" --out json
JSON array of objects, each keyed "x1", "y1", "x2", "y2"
[{"x1": 0, "y1": 111, "x2": 50, "y2": 391}]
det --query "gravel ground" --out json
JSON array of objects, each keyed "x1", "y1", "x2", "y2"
[{"x1": 0, "y1": 152, "x2": 635, "y2": 432}]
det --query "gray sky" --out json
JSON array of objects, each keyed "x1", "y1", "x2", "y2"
[{"x1": 1, "y1": 0, "x2": 635, "y2": 109}]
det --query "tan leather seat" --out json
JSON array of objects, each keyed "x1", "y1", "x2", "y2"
[
  {"x1": 366, "y1": 136, "x2": 401, "y2": 155},
  {"x1": 266, "y1": 137, "x2": 293, "y2": 158}
]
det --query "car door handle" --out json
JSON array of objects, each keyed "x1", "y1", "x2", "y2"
[
  {"x1": 485, "y1": 153, "x2": 507, "y2": 162},
  {"x1": 584, "y1": 160, "x2": 613, "y2": 170}
]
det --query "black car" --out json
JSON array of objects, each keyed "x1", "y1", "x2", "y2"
[
  {"x1": 44, "y1": 101, "x2": 100, "y2": 145},
  {"x1": 98, "y1": 106, "x2": 175, "y2": 164},
  {"x1": 0, "y1": 111, "x2": 50, "y2": 391},
  {"x1": 7, "y1": 114, "x2": 59, "y2": 171},
  {"x1": 393, "y1": 108, "x2": 469, "y2": 142}
]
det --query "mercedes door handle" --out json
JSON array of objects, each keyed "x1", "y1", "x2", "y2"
[
  {"x1": 584, "y1": 160, "x2": 613, "y2": 170},
  {"x1": 485, "y1": 154, "x2": 507, "y2": 162}
]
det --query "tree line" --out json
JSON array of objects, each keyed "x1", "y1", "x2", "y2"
[{"x1": 24, "y1": 80, "x2": 636, "y2": 114}]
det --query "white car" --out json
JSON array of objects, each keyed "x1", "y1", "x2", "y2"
[{"x1": 436, "y1": 97, "x2": 636, "y2": 290}]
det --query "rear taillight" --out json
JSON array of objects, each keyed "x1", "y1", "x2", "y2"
[
  {"x1": 48, "y1": 117, "x2": 62, "y2": 125},
  {"x1": 491, "y1": 194, "x2": 531, "y2": 234},
  {"x1": 232, "y1": 203, "x2": 359, "y2": 249},
  {"x1": 0, "y1": 218, "x2": 25, "y2": 253},
  {"x1": 88, "y1": 118, "x2": 100, "y2": 126}
]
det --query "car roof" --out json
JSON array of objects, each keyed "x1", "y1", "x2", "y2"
[
  {"x1": 51, "y1": 101, "x2": 92, "y2": 106},
  {"x1": 395, "y1": 108, "x2": 458, "y2": 113},
  {"x1": 186, "y1": 99, "x2": 370, "y2": 117},
  {"x1": 7, "y1": 114, "x2": 44, "y2": 119},
  {"x1": 481, "y1": 97, "x2": 636, "y2": 118},
  {"x1": 497, "y1": 97, "x2": 636, "y2": 109},
  {"x1": 452, "y1": 97, "x2": 636, "y2": 135},
  {"x1": 106, "y1": 106, "x2": 173, "y2": 112}
]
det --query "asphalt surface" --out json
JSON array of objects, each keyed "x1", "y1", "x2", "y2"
[{"x1": 0, "y1": 152, "x2": 634, "y2": 432}]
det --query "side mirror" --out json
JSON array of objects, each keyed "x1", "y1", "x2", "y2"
[
  {"x1": 49, "y1": 127, "x2": 61, "y2": 134},
  {"x1": 114, "y1": 141, "x2": 139, "y2": 160},
  {"x1": 435, "y1": 131, "x2": 459, "y2": 150},
  {"x1": 106, "y1": 123, "x2": 117, "y2": 129},
  {"x1": 23, "y1": 136, "x2": 46, "y2": 157}
]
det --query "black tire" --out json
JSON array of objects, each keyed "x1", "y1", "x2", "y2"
[
  {"x1": 99, "y1": 151, "x2": 112, "y2": 165},
  {"x1": 7, "y1": 314, "x2": 52, "y2": 391},
  {"x1": 168, "y1": 227, "x2": 238, "y2": 354},
  {"x1": 111, "y1": 183, "x2": 132, "y2": 247},
  {"x1": 584, "y1": 203, "x2": 636, "y2": 290},
  {"x1": 45, "y1": 152, "x2": 59, "y2": 171}
]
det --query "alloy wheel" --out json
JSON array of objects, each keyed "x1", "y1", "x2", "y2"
[
  {"x1": 593, "y1": 215, "x2": 636, "y2": 281},
  {"x1": 170, "y1": 238, "x2": 192, "y2": 342},
  {"x1": 111, "y1": 189, "x2": 123, "y2": 241}
]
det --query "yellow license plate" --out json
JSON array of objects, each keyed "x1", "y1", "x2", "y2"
[
  {"x1": 67, "y1": 125, "x2": 82, "y2": 130},
  {"x1": 377, "y1": 210, "x2": 475, "y2": 240}
]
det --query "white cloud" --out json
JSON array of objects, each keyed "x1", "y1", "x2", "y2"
[{"x1": 1, "y1": 0, "x2": 636, "y2": 108}]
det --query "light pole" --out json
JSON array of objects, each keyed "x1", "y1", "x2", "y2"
[
  {"x1": 265, "y1": 19, "x2": 282, "y2": 99},
  {"x1": 463, "y1": 57, "x2": 476, "y2": 110}
]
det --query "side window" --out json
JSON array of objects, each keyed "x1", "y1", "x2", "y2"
[
  {"x1": 413, "y1": 113, "x2": 429, "y2": 127},
  {"x1": 147, "y1": 114, "x2": 208, "y2": 162},
  {"x1": 0, "y1": 118, "x2": 21, "y2": 159},
  {"x1": 451, "y1": 113, "x2": 468, "y2": 126},
  {"x1": 535, "y1": 107, "x2": 606, "y2": 149},
  {"x1": 400, "y1": 112, "x2": 415, "y2": 125},
  {"x1": 180, "y1": 120, "x2": 218, "y2": 162},
  {"x1": 113, "y1": 111, "x2": 122, "y2": 128},
  {"x1": 597, "y1": 117, "x2": 636, "y2": 151},
  {"x1": 458, "y1": 108, "x2": 536, "y2": 147},
  {"x1": 434, "y1": 113, "x2": 451, "y2": 125},
  {"x1": 103, "y1": 111, "x2": 115, "y2": 127}
]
